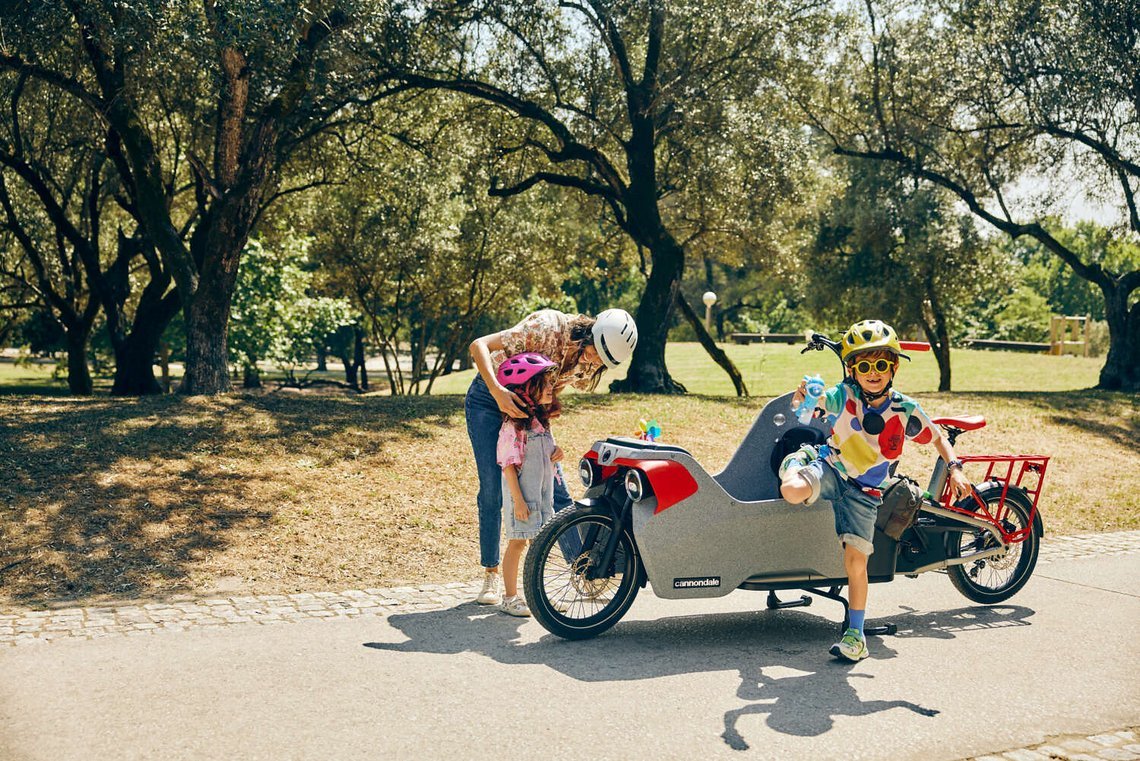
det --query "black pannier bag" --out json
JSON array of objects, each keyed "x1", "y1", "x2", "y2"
[{"x1": 876, "y1": 476, "x2": 924, "y2": 540}]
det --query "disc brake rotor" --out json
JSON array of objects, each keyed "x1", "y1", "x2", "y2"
[{"x1": 569, "y1": 553, "x2": 613, "y2": 599}]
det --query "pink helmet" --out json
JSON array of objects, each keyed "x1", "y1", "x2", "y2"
[{"x1": 496, "y1": 352, "x2": 557, "y2": 388}]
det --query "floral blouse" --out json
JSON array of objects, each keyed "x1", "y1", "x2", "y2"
[{"x1": 493, "y1": 309, "x2": 597, "y2": 391}]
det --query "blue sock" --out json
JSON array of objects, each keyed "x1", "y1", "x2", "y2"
[{"x1": 849, "y1": 609, "x2": 865, "y2": 634}]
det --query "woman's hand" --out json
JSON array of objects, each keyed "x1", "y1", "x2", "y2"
[
  {"x1": 550, "y1": 446, "x2": 564, "y2": 463},
  {"x1": 492, "y1": 383, "x2": 528, "y2": 418},
  {"x1": 948, "y1": 468, "x2": 972, "y2": 501}
]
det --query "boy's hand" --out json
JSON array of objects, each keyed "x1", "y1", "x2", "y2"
[
  {"x1": 550, "y1": 446, "x2": 564, "y2": 463},
  {"x1": 792, "y1": 378, "x2": 807, "y2": 407},
  {"x1": 948, "y1": 468, "x2": 972, "y2": 501},
  {"x1": 514, "y1": 500, "x2": 530, "y2": 522}
]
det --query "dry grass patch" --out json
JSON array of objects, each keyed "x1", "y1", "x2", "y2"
[{"x1": 1, "y1": 387, "x2": 1136, "y2": 609}]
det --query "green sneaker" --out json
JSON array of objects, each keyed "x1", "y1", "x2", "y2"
[{"x1": 829, "y1": 627, "x2": 869, "y2": 661}]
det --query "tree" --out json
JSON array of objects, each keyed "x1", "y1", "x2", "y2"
[
  {"x1": 1, "y1": 1, "x2": 392, "y2": 394},
  {"x1": 799, "y1": 0, "x2": 1140, "y2": 390},
  {"x1": 229, "y1": 235, "x2": 354, "y2": 388},
  {"x1": 809, "y1": 157, "x2": 1006, "y2": 390},
  {"x1": 0, "y1": 68, "x2": 183, "y2": 396},
  {"x1": 384, "y1": 0, "x2": 823, "y2": 393},
  {"x1": 310, "y1": 98, "x2": 579, "y2": 394}
]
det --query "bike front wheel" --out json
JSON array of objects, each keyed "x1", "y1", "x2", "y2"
[
  {"x1": 523, "y1": 504, "x2": 642, "y2": 640},
  {"x1": 946, "y1": 483, "x2": 1040, "y2": 604}
]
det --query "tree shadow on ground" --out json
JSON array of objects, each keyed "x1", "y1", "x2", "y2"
[
  {"x1": 365, "y1": 602, "x2": 1032, "y2": 750},
  {"x1": 934, "y1": 390, "x2": 1139, "y2": 450},
  {"x1": 0, "y1": 393, "x2": 464, "y2": 606}
]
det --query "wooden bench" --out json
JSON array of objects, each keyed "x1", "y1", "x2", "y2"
[
  {"x1": 729, "y1": 333, "x2": 803, "y2": 345},
  {"x1": 964, "y1": 339, "x2": 1050, "y2": 353}
]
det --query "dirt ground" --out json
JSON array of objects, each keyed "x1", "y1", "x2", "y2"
[{"x1": 1, "y1": 387, "x2": 1136, "y2": 609}]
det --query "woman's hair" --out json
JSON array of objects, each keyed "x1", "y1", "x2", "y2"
[
  {"x1": 504, "y1": 368, "x2": 561, "y2": 430},
  {"x1": 566, "y1": 314, "x2": 605, "y2": 392}
]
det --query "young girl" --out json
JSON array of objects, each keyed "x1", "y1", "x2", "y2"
[{"x1": 494, "y1": 352, "x2": 565, "y2": 616}]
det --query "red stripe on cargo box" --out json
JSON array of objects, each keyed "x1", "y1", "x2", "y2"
[{"x1": 616, "y1": 458, "x2": 698, "y2": 514}]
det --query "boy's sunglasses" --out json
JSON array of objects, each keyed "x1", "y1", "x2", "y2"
[{"x1": 849, "y1": 358, "x2": 896, "y2": 375}]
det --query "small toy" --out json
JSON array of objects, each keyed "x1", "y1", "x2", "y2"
[
  {"x1": 793, "y1": 374, "x2": 825, "y2": 425},
  {"x1": 637, "y1": 418, "x2": 662, "y2": 442}
]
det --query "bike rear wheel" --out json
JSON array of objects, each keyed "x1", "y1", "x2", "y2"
[
  {"x1": 946, "y1": 483, "x2": 1040, "y2": 604},
  {"x1": 523, "y1": 505, "x2": 641, "y2": 640}
]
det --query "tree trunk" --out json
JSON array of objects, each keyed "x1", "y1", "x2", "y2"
[
  {"x1": 65, "y1": 330, "x2": 93, "y2": 396},
  {"x1": 1099, "y1": 285, "x2": 1140, "y2": 391},
  {"x1": 180, "y1": 261, "x2": 239, "y2": 395},
  {"x1": 675, "y1": 291, "x2": 749, "y2": 396},
  {"x1": 111, "y1": 291, "x2": 180, "y2": 396},
  {"x1": 610, "y1": 233, "x2": 687, "y2": 394},
  {"x1": 243, "y1": 364, "x2": 261, "y2": 389},
  {"x1": 355, "y1": 326, "x2": 369, "y2": 391}
]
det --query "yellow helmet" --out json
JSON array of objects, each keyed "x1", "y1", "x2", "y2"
[{"x1": 840, "y1": 319, "x2": 910, "y2": 363}]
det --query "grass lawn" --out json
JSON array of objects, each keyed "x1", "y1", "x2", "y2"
[{"x1": 1, "y1": 343, "x2": 1134, "y2": 609}]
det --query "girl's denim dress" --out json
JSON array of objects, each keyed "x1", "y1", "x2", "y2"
[{"x1": 500, "y1": 424, "x2": 556, "y2": 540}]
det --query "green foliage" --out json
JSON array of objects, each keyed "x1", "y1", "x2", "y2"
[{"x1": 229, "y1": 235, "x2": 354, "y2": 383}]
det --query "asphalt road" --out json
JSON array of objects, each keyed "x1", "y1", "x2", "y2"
[{"x1": 1, "y1": 552, "x2": 1137, "y2": 761}]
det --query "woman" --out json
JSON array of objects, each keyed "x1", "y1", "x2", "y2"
[{"x1": 466, "y1": 308, "x2": 638, "y2": 605}]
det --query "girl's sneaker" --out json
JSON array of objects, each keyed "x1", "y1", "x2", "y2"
[
  {"x1": 830, "y1": 627, "x2": 869, "y2": 661},
  {"x1": 499, "y1": 596, "x2": 531, "y2": 617},
  {"x1": 476, "y1": 573, "x2": 501, "y2": 605}
]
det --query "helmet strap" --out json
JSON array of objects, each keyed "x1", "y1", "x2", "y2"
[{"x1": 859, "y1": 379, "x2": 893, "y2": 404}]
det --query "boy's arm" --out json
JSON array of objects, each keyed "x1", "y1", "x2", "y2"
[
  {"x1": 933, "y1": 434, "x2": 972, "y2": 500},
  {"x1": 503, "y1": 465, "x2": 530, "y2": 521}
]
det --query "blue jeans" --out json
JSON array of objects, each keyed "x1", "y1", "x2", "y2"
[{"x1": 465, "y1": 375, "x2": 574, "y2": 568}]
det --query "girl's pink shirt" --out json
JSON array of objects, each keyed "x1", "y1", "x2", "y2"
[{"x1": 496, "y1": 418, "x2": 552, "y2": 468}]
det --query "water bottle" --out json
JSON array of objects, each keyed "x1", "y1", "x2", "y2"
[{"x1": 794, "y1": 374, "x2": 825, "y2": 425}]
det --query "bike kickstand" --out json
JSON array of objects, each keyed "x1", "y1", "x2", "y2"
[
  {"x1": 806, "y1": 586, "x2": 898, "y2": 636},
  {"x1": 765, "y1": 591, "x2": 813, "y2": 610}
]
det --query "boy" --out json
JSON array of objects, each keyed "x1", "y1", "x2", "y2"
[{"x1": 779, "y1": 319, "x2": 972, "y2": 661}]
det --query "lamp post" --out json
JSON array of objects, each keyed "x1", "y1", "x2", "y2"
[{"x1": 702, "y1": 291, "x2": 717, "y2": 334}]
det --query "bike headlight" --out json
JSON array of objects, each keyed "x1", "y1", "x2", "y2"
[
  {"x1": 579, "y1": 458, "x2": 598, "y2": 488},
  {"x1": 624, "y1": 469, "x2": 647, "y2": 502}
]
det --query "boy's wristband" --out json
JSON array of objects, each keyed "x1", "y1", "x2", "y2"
[{"x1": 946, "y1": 459, "x2": 964, "y2": 471}]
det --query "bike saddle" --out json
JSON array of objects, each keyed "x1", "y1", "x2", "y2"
[{"x1": 931, "y1": 415, "x2": 986, "y2": 431}]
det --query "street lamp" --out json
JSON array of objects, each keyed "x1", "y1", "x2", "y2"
[{"x1": 702, "y1": 291, "x2": 717, "y2": 334}]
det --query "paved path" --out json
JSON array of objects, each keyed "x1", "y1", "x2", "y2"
[
  {"x1": 5, "y1": 531, "x2": 1138, "y2": 646},
  {"x1": 0, "y1": 531, "x2": 1137, "y2": 760}
]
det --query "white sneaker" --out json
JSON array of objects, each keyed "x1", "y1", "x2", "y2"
[
  {"x1": 476, "y1": 573, "x2": 501, "y2": 605},
  {"x1": 499, "y1": 596, "x2": 531, "y2": 617}
]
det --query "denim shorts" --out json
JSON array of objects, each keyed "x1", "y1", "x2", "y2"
[{"x1": 802, "y1": 457, "x2": 882, "y2": 556}]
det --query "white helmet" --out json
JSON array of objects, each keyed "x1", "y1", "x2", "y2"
[{"x1": 592, "y1": 308, "x2": 638, "y2": 369}]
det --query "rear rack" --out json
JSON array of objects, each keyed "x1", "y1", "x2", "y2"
[{"x1": 937, "y1": 455, "x2": 1050, "y2": 544}]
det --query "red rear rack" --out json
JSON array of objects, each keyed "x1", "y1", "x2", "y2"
[{"x1": 937, "y1": 455, "x2": 1050, "y2": 544}]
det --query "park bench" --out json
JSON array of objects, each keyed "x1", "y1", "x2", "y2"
[
  {"x1": 729, "y1": 332, "x2": 803, "y2": 345},
  {"x1": 963, "y1": 339, "x2": 1050, "y2": 353}
]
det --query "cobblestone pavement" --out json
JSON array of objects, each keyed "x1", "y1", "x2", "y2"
[
  {"x1": 5, "y1": 529, "x2": 1137, "y2": 647},
  {"x1": 968, "y1": 728, "x2": 1140, "y2": 761}
]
